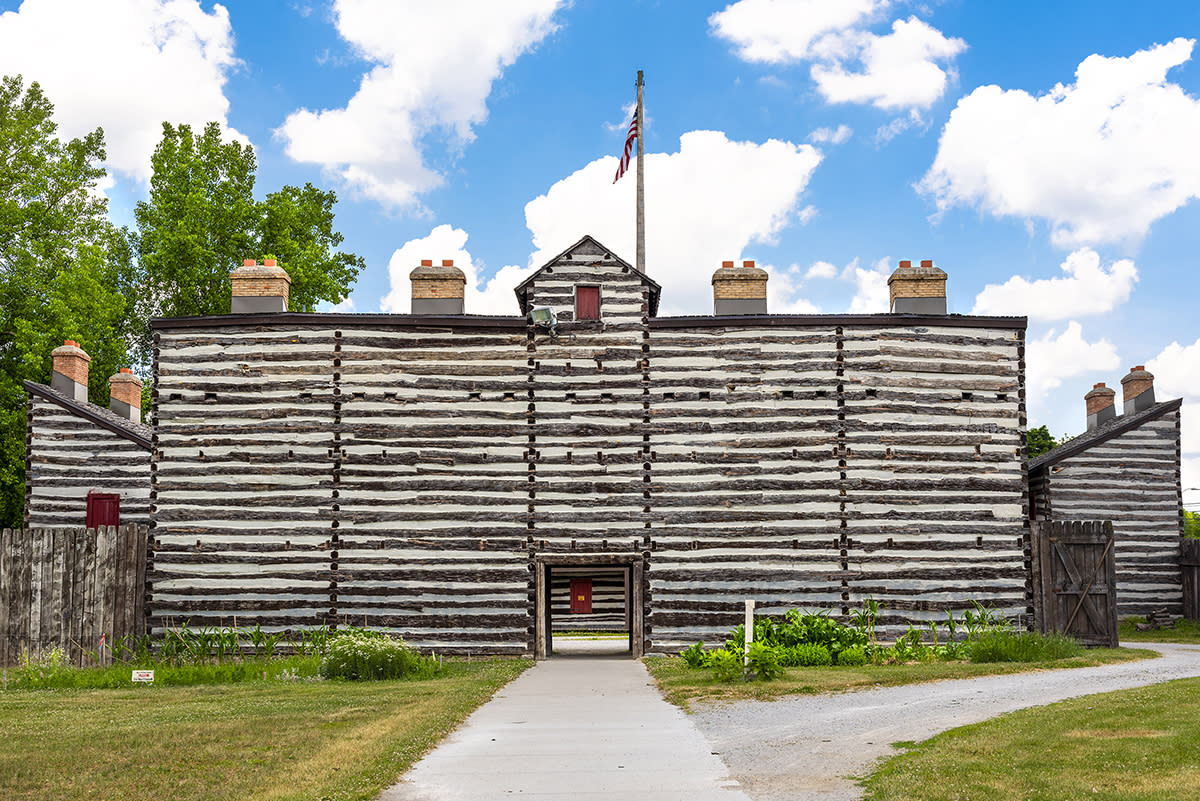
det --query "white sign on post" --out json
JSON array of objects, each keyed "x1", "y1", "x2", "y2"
[
  {"x1": 131, "y1": 670, "x2": 154, "y2": 683},
  {"x1": 744, "y1": 599, "x2": 755, "y2": 668}
]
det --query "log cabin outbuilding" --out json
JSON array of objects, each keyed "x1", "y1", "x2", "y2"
[
  {"x1": 144, "y1": 237, "x2": 1032, "y2": 656},
  {"x1": 1028, "y1": 370, "x2": 1184, "y2": 616},
  {"x1": 23, "y1": 342, "x2": 151, "y2": 529}
]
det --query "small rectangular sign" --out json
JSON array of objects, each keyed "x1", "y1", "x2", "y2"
[{"x1": 131, "y1": 670, "x2": 154, "y2": 683}]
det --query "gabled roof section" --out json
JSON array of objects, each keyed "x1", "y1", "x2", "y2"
[
  {"x1": 514, "y1": 234, "x2": 661, "y2": 316},
  {"x1": 1028, "y1": 397, "x2": 1182, "y2": 474},
  {"x1": 24, "y1": 381, "x2": 152, "y2": 450}
]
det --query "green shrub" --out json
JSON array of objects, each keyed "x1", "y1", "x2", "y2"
[
  {"x1": 836, "y1": 645, "x2": 867, "y2": 666},
  {"x1": 968, "y1": 631, "x2": 1084, "y2": 663},
  {"x1": 708, "y1": 649, "x2": 745, "y2": 682},
  {"x1": 746, "y1": 642, "x2": 783, "y2": 680},
  {"x1": 781, "y1": 643, "x2": 832, "y2": 667},
  {"x1": 319, "y1": 633, "x2": 442, "y2": 681},
  {"x1": 679, "y1": 642, "x2": 708, "y2": 668}
]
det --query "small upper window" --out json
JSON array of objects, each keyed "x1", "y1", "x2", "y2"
[
  {"x1": 86, "y1": 491, "x2": 120, "y2": 529},
  {"x1": 575, "y1": 286, "x2": 600, "y2": 321}
]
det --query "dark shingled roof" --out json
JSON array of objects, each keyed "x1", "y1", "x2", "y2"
[
  {"x1": 24, "y1": 380, "x2": 152, "y2": 450},
  {"x1": 1028, "y1": 397, "x2": 1183, "y2": 474}
]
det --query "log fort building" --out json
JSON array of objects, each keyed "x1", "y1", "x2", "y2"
[{"x1": 125, "y1": 237, "x2": 1035, "y2": 657}]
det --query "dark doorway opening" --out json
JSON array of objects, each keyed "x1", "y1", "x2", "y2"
[{"x1": 534, "y1": 555, "x2": 644, "y2": 659}]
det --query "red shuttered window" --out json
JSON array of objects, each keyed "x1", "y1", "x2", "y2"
[
  {"x1": 86, "y1": 491, "x2": 120, "y2": 529},
  {"x1": 575, "y1": 286, "x2": 600, "y2": 321}
]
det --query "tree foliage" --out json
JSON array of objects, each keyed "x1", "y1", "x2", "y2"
[
  {"x1": 134, "y1": 122, "x2": 363, "y2": 357},
  {"x1": 1026, "y1": 425, "x2": 1066, "y2": 459},
  {"x1": 1, "y1": 88, "x2": 363, "y2": 528},
  {"x1": 0, "y1": 75, "x2": 139, "y2": 526},
  {"x1": 1186, "y1": 510, "x2": 1200, "y2": 540}
]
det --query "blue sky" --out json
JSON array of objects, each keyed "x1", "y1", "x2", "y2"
[{"x1": 2, "y1": 0, "x2": 1199, "y2": 505}]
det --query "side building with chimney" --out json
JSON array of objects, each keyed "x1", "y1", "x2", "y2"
[
  {"x1": 1028, "y1": 368, "x2": 1184, "y2": 616},
  {"x1": 24, "y1": 342, "x2": 152, "y2": 528},
  {"x1": 146, "y1": 239, "x2": 1030, "y2": 656}
]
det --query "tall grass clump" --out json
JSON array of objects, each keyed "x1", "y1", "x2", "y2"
[
  {"x1": 319, "y1": 630, "x2": 444, "y2": 681},
  {"x1": 968, "y1": 630, "x2": 1084, "y2": 663},
  {"x1": 676, "y1": 598, "x2": 1092, "y2": 682}
]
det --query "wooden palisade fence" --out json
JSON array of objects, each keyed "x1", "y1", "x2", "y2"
[
  {"x1": 0, "y1": 524, "x2": 148, "y2": 666},
  {"x1": 1182, "y1": 538, "x2": 1200, "y2": 621},
  {"x1": 1030, "y1": 520, "x2": 1118, "y2": 647}
]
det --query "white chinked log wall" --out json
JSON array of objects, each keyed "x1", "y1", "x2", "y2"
[
  {"x1": 25, "y1": 395, "x2": 151, "y2": 528},
  {"x1": 1039, "y1": 409, "x2": 1183, "y2": 616},
  {"x1": 150, "y1": 243, "x2": 1029, "y2": 654}
]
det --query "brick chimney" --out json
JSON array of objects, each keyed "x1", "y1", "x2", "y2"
[
  {"x1": 51, "y1": 340, "x2": 90, "y2": 402},
  {"x1": 410, "y1": 259, "x2": 466, "y2": 314},
  {"x1": 712, "y1": 259, "x2": 768, "y2": 315},
  {"x1": 888, "y1": 259, "x2": 947, "y2": 314},
  {"x1": 230, "y1": 258, "x2": 291, "y2": 313},
  {"x1": 1084, "y1": 382, "x2": 1116, "y2": 430},
  {"x1": 109, "y1": 368, "x2": 143, "y2": 424},
  {"x1": 1121, "y1": 365, "x2": 1155, "y2": 414}
]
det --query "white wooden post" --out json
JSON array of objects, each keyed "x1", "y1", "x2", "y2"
[{"x1": 744, "y1": 599, "x2": 755, "y2": 667}]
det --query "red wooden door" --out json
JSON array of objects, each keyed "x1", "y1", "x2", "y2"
[
  {"x1": 86, "y1": 492, "x2": 120, "y2": 528},
  {"x1": 575, "y1": 287, "x2": 600, "y2": 320},
  {"x1": 569, "y1": 579, "x2": 592, "y2": 614}
]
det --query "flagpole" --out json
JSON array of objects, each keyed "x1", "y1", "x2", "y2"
[{"x1": 635, "y1": 69, "x2": 645, "y2": 274}]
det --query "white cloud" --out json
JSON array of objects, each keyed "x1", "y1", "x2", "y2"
[
  {"x1": 766, "y1": 265, "x2": 821, "y2": 314},
  {"x1": 811, "y1": 17, "x2": 966, "y2": 110},
  {"x1": 710, "y1": 1, "x2": 963, "y2": 112},
  {"x1": 1025, "y1": 322, "x2": 1119, "y2": 399},
  {"x1": 805, "y1": 260, "x2": 839, "y2": 280},
  {"x1": 971, "y1": 248, "x2": 1138, "y2": 320},
  {"x1": 381, "y1": 224, "x2": 533, "y2": 315},
  {"x1": 1148, "y1": 338, "x2": 1200, "y2": 455},
  {"x1": 844, "y1": 257, "x2": 891, "y2": 313},
  {"x1": 919, "y1": 38, "x2": 1200, "y2": 247},
  {"x1": 523, "y1": 130, "x2": 823, "y2": 314},
  {"x1": 604, "y1": 101, "x2": 638, "y2": 133},
  {"x1": 874, "y1": 110, "x2": 922, "y2": 144},
  {"x1": 808, "y1": 124, "x2": 853, "y2": 144},
  {"x1": 277, "y1": 0, "x2": 564, "y2": 210},
  {"x1": 0, "y1": 0, "x2": 241, "y2": 181},
  {"x1": 709, "y1": 0, "x2": 886, "y2": 63}
]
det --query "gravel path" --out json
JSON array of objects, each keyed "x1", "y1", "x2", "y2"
[{"x1": 690, "y1": 643, "x2": 1200, "y2": 801}]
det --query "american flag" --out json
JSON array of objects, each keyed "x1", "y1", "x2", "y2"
[{"x1": 613, "y1": 116, "x2": 638, "y2": 183}]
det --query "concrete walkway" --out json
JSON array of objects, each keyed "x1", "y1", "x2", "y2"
[
  {"x1": 378, "y1": 654, "x2": 750, "y2": 801},
  {"x1": 691, "y1": 642, "x2": 1200, "y2": 801}
]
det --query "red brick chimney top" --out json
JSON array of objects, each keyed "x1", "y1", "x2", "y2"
[
  {"x1": 420, "y1": 259, "x2": 433, "y2": 267},
  {"x1": 64, "y1": 339, "x2": 78, "y2": 348},
  {"x1": 243, "y1": 259, "x2": 255, "y2": 267},
  {"x1": 721, "y1": 260, "x2": 735, "y2": 268},
  {"x1": 742, "y1": 260, "x2": 756, "y2": 269},
  {"x1": 264, "y1": 258, "x2": 277, "y2": 267},
  {"x1": 920, "y1": 259, "x2": 933, "y2": 268},
  {"x1": 898, "y1": 260, "x2": 912, "y2": 269},
  {"x1": 441, "y1": 259, "x2": 455, "y2": 267}
]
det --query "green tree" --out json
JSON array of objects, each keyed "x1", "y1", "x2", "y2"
[
  {"x1": 1186, "y1": 510, "x2": 1200, "y2": 540},
  {"x1": 1026, "y1": 425, "x2": 1063, "y2": 459},
  {"x1": 0, "y1": 75, "x2": 138, "y2": 527},
  {"x1": 133, "y1": 122, "x2": 257, "y2": 333},
  {"x1": 134, "y1": 122, "x2": 362, "y2": 358}
]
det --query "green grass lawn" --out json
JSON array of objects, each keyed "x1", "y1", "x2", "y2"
[
  {"x1": 0, "y1": 659, "x2": 530, "y2": 801},
  {"x1": 645, "y1": 648, "x2": 1156, "y2": 709},
  {"x1": 861, "y1": 676, "x2": 1200, "y2": 801},
  {"x1": 1119, "y1": 617, "x2": 1200, "y2": 644}
]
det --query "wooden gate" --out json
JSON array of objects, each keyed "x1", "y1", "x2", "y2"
[
  {"x1": 1031, "y1": 520, "x2": 1118, "y2": 647},
  {"x1": 0, "y1": 524, "x2": 148, "y2": 666},
  {"x1": 1182, "y1": 539, "x2": 1200, "y2": 621}
]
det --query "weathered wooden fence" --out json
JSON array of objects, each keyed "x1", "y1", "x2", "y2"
[
  {"x1": 1182, "y1": 539, "x2": 1200, "y2": 621},
  {"x1": 0, "y1": 524, "x2": 148, "y2": 666},
  {"x1": 1031, "y1": 520, "x2": 1118, "y2": 647}
]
